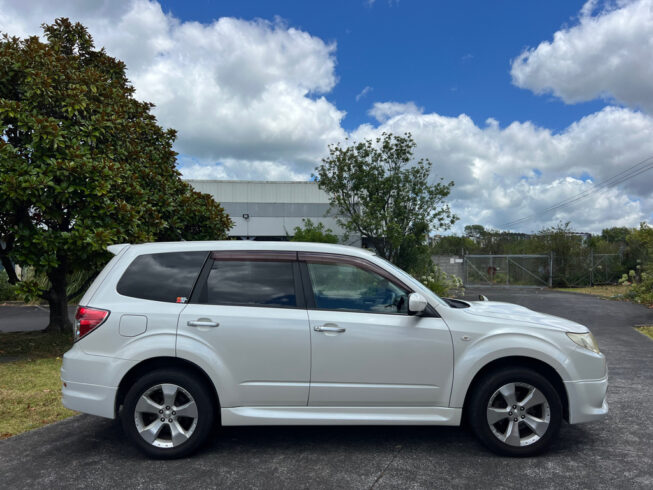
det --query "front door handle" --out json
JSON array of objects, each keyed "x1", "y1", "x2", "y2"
[
  {"x1": 187, "y1": 320, "x2": 220, "y2": 328},
  {"x1": 314, "y1": 324, "x2": 346, "y2": 333}
]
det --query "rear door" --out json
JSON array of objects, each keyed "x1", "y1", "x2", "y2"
[{"x1": 177, "y1": 251, "x2": 311, "y2": 407}]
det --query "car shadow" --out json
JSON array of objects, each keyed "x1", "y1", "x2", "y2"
[{"x1": 89, "y1": 416, "x2": 597, "y2": 462}]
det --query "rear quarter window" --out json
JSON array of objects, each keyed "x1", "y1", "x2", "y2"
[{"x1": 116, "y1": 251, "x2": 208, "y2": 303}]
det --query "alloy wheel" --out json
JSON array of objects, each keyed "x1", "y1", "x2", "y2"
[
  {"x1": 486, "y1": 382, "x2": 551, "y2": 447},
  {"x1": 134, "y1": 383, "x2": 199, "y2": 448}
]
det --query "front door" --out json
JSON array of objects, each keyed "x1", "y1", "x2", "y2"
[{"x1": 301, "y1": 254, "x2": 453, "y2": 407}]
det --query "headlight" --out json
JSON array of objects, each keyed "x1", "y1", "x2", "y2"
[{"x1": 567, "y1": 332, "x2": 600, "y2": 354}]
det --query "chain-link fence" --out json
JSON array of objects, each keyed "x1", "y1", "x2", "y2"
[
  {"x1": 460, "y1": 252, "x2": 622, "y2": 287},
  {"x1": 552, "y1": 252, "x2": 622, "y2": 287},
  {"x1": 431, "y1": 255, "x2": 464, "y2": 279},
  {"x1": 463, "y1": 254, "x2": 551, "y2": 287}
]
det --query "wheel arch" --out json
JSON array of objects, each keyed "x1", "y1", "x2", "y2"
[
  {"x1": 114, "y1": 356, "x2": 221, "y2": 420},
  {"x1": 460, "y1": 356, "x2": 569, "y2": 422}
]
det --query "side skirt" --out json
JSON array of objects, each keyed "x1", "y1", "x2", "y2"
[{"x1": 221, "y1": 406, "x2": 462, "y2": 426}]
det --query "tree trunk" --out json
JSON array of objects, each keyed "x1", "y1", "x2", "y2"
[
  {"x1": 46, "y1": 265, "x2": 72, "y2": 333},
  {"x1": 368, "y1": 237, "x2": 390, "y2": 261}
]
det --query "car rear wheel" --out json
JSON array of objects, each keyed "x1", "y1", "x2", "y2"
[
  {"x1": 121, "y1": 369, "x2": 214, "y2": 459},
  {"x1": 468, "y1": 367, "x2": 562, "y2": 456}
]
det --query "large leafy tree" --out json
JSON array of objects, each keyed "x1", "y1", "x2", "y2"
[
  {"x1": 314, "y1": 132, "x2": 457, "y2": 271},
  {"x1": 0, "y1": 19, "x2": 232, "y2": 332}
]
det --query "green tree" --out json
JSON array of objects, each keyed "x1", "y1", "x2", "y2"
[
  {"x1": 601, "y1": 226, "x2": 631, "y2": 244},
  {"x1": 290, "y1": 219, "x2": 339, "y2": 244},
  {"x1": 0, "y1": 19, "x2": 232, "y2": 332},
  {"x1": 314, "y1": 132, "x2": 457, "y2": 271},
  {"x1": 464, "y1": 224, "x2": 485, "y2": 241},
  {"x1": 430, "y1": 235, "x2": 477, "y2": 255}
]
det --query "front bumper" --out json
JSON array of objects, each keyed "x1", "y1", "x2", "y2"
[
  {"x1": 565, "y1": 375, "x2": 608, "y2": 424},
  {"x1": 61, "y1": 345, "x2": 137, "y2": 420}
]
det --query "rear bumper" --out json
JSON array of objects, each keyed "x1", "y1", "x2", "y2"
[
  {"x1": 61, "y1": 346, "x2": 136, "y2": 420},
  {"x1": 62, "y1": 380, "x2": 118, "y2": 419},
  {"x1": 565, "y1": 375, "x2": 608, "y2": 424}
]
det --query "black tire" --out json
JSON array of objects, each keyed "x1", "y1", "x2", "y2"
[
  {"x1": 121, "y1": 368, "x2": 215, "y2": 459},
  {"x1": 468, "y1": 367, "x2": 562, "y2": 457}
]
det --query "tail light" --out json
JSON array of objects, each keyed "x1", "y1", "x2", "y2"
[{"x1": 74, "y1": 306, "x2": 110, "y2": 341}]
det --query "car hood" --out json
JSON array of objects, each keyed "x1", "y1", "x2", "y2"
[{"x1": 461, "y1": 300, "x2": 589, "y2": 333}]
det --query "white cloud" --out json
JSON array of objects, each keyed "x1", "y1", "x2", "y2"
[
  {"x1": 352, "y1": 105, "x2": 653, "y2": 233},
  {"x1": 180, "y1": 158, "x2": 308, "y2": 181},
  {"x1": 0, "y1": 0, "x2": 132, "y2": 39},
  {"x1": 511, "y1": 0, "x2": 653, "y2": 114},
  {"x1": 0, "y1": 0, "x2": 346, "y2": 173},
  {"x1": 368, "y1": 101, "x2": 423, "y2": 123}
]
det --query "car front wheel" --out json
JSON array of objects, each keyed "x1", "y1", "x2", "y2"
[
  {"x1": 121, "y1": 369, "x2": 215, "y2": 458},
  {"x1": 468, "y1": 367, "x2": 562, "y2": 456}
]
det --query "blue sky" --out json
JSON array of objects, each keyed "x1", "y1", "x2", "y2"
[
  {"x1": 161, "y1": 0, "x2": 604, "y2": 132},
  {"x1": 2, "y1": 0, "x2": 652, "y2": 232}
]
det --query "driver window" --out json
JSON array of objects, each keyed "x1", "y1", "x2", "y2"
[{"x1": 307, "y1": 262, "x2": 408, "y2": 314}]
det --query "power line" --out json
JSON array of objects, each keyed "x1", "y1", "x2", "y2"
[
  {"x1": 502, "y1": 161, "x2": 653, "y2": 228},
  {"x1": 504, "y1": 160, "x2": 653, "y2": 227},
  {"x1": 501, "y1": 155, "x2": 653, "y2": 229}
]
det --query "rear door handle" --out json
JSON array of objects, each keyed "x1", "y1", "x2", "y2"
[
  {"x1": 187, "y1": 320, "x2": 220, "y2": 328},
  {"x1": 314, "y1": 324, "x2": 346, "y2": 333}
]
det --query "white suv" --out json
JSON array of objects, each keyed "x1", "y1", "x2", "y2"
[{"x1": 62, "y1": 241, "x2": 608, "y2": 458}]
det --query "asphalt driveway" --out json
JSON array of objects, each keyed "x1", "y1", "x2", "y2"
[
  {"x1": 1, "y1": 288, "x2": 652, "y2": 489},
  {"x1": 0, "y1": 304, "x2": 77, "y2": 333}
]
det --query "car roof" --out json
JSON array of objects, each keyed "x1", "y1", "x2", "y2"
[{"x1": 110, "y1": 241, "x2": 376, "y2": 259}]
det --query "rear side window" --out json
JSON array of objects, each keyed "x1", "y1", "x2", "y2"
[
  {"x1": 117, "y1": 252, "x2": 208, "y2": 303},
  {"x1": 200, "y1": 260, "x2": 297, "y2": 307}
]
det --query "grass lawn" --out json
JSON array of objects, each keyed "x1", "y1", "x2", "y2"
[
  {"x1": 635, "y1": 325, "x2": 653, "y2": 341},
  {"x1": 0, "y1": 331, "x2": 76, "y2": 439},
  {"x1": 555, "y1": 284, "x2": 631, "y2": 300}
]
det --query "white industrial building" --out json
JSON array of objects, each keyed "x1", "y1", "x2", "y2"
[{"x1": 186, "y1": 180, "x2": 360, "y2": 246}]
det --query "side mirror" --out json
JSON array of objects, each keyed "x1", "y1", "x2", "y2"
[
  {"x1": 478, "y1": 294, "x2": 489, "y2": 301},
  {"x1": 408, "y1": 292, "x2": 428, "y2": 314}
]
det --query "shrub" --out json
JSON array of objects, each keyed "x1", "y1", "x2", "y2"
[
  {"x1": 0, "y1": 270, "x2": 18, "y2": 301},
  {"x1": 620, "y1": 260, "x2": 653, "y2": 306},
  {"x1": 291, "y1": 219, "x2": 339, "y2": 244},
  {"x1": 417, "y1": 262, "x2": 465, "y2": 298},
  {"x1": 630, "y1": 269, "x2": 653, "y2": 306}
]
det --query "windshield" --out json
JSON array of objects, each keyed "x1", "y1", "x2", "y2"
[{"x1": 374, "y1": 256, "x2": 449, "y2": 308}]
